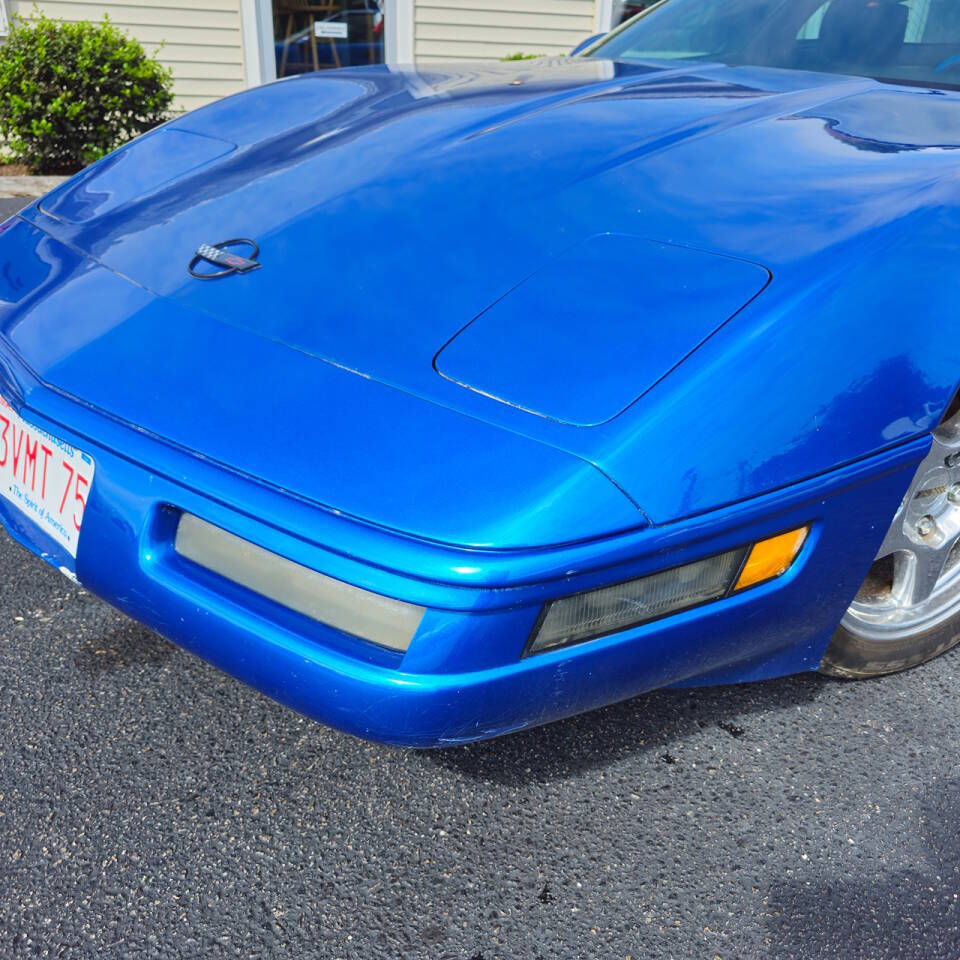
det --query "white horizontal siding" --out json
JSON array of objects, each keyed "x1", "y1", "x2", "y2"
[
  {"x1": 3, "y1": 0, "x2": 605, "y2": 110},
  {"x1": 8, "y1": 0, "x2": 245, "y2": 112},
  {"x1": 414, "y1": 0, "x2": 597, "y2": 62}
]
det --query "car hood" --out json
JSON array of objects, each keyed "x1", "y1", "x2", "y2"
[
  {"x1": 17, "y1": 58, "x2": 960, "y2": 526},
  {"x1": 0, "y1": 219, "x2": 644, "y2": 550},
  {"x1": 28, "y1": 58, "x2": 843, "y2": 401}
]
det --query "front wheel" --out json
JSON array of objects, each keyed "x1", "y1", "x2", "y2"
[{"x1": 822, "y1": 410, "x2": 960, "y2": 678}]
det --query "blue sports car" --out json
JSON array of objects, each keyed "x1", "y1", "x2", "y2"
[{"x1": 2, "y1": 0, "x2": 959, "y2": 746}]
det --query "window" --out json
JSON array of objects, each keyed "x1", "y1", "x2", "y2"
[
  {"x1": 799, "y1": 0, "x2": 960, "y2": 42},
  {"x1": 590, "y1": 0, "x2": 960, "y2": 88},
  {"x1": 272, "y1": 0, "x2": 385, "y2": 79}
]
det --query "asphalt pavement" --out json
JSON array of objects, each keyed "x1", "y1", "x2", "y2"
[
  {"x1": 0, "y1": 198, "x2": 31, "y2": 219},
  {"x1": 1, "y1": 191, "x2": 959, "y2": 958},
  {"x1": 2, "y1": 529, "x2": 960, "y2": 960}
]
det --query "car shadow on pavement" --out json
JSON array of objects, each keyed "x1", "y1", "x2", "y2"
[
  {"x1": 72, "y1": 621, "x2": 175, "y2": 674},
  {"x1": 763, "y1": 776, "x2": 960, "y2": 960},
  {"x1": 424, "y1": 672, "x2": 830, "y2": 786}
]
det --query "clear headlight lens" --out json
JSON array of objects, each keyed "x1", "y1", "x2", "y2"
[
  {"x1": 528, "y1": 526, "x2": 808, "y2": 656},
  {"x1": 175, "y1": 513, "x2": 425, "y2": 652}
]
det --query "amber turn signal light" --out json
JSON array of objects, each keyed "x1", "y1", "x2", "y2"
[
  {"x1": 734, "y1": 526, "x2": 809, "y2": 592},
  {"x1": 528, "y1": 525, "x2": 811, "y2": 657}
]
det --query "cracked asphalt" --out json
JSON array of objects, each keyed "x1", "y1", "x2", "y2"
[{"x1": 1, "y1": 195, "x2": 960, "y2": 959}]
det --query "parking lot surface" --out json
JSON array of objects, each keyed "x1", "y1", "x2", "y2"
[
  {"x1": 0, "y1": 198, "x2": 30, "y2": 218},
  {"x1": 1, "y1": 527, "x2": 959, "y2": 959}
]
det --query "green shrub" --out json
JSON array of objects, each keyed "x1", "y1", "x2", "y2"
[
  {"x1": 0, "y1": 14, "x2": 174, "y2": 174},
  {"x1": 501, "y1": 52, "x2": 542, "y2": 61}
]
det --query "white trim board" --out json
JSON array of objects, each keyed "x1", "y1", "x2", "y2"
[
  {"x1": 386, "y1": 0, "x2": 413, "y2": 65},
  {"x1": 595, "y1": 0, "x2": 622, "y2": 33},
  {"x1": 241, "y1": 0, "x2": 277, "y2": 86}
]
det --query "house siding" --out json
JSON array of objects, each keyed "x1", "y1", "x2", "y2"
[
  {"x1": 8, "y1": 0, "x2": 246, "y2": 113},
  {"x1": 413, "y1": 0, "x2": 597, "y2": 63},
  {"x1": 0, "y1": 0, "x2": 605, "y2": 113}
]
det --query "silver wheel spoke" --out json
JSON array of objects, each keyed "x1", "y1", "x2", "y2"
[
  {"x1": 875, "y1": 520, "x2": 915, "y2": 562},
  {"x1": 842, "y1": 408, "x2": 960, "y2": 642},
  {"x1": 892, "y1": 548, "x2": 947, "y2": 608}
]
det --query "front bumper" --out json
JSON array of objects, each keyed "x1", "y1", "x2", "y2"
[{"x1": 0, "y1": 371, "x2": 925, "y2": 746}]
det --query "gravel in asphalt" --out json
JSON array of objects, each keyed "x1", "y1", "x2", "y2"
[
  {"x1": 1, "y1": 527, "x2": 959, "y2": 960},
  {"x1": 0, "y1": 192, "x2": 959, "y2": 959}
]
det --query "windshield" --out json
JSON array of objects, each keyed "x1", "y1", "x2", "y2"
[{"x1": 588, "y1": 0, "x2": 960, "y2": 89}]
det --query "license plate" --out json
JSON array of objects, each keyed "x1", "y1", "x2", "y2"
[{"x1": 0, "y1": 395, "x2": 94, "y2": 558}]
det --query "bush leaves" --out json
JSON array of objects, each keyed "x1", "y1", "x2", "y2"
[{"x1": 0, "y1": 14, "x2": 174, "y2": 173}]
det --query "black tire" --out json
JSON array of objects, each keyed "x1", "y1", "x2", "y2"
[{"x1": 820, "y1": 617, "x2": 960, "y2": 679}]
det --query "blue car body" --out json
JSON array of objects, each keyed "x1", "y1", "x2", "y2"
[{"x1": 1, "y1": 57, "x2": 958, "y2": 745}]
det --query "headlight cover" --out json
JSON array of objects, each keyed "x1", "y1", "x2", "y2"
[
  {"x1": 175, "y1": 513, "x2": 426, "y2": 652},
  {"x1": 528, "y1": 527, "x2": 808, "y2": 656}
]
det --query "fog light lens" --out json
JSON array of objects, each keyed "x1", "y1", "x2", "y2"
[
  {"x1": 175, "y1": 513, "x2": 425, "y2": 652},
  {"x1": 528, "y1": 547, "x2": 748, "y2": 655}
]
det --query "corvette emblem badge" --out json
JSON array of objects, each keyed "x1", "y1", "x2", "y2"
[{"x1": 189, "y1": 239, "x2": 261, "y2": 279}]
